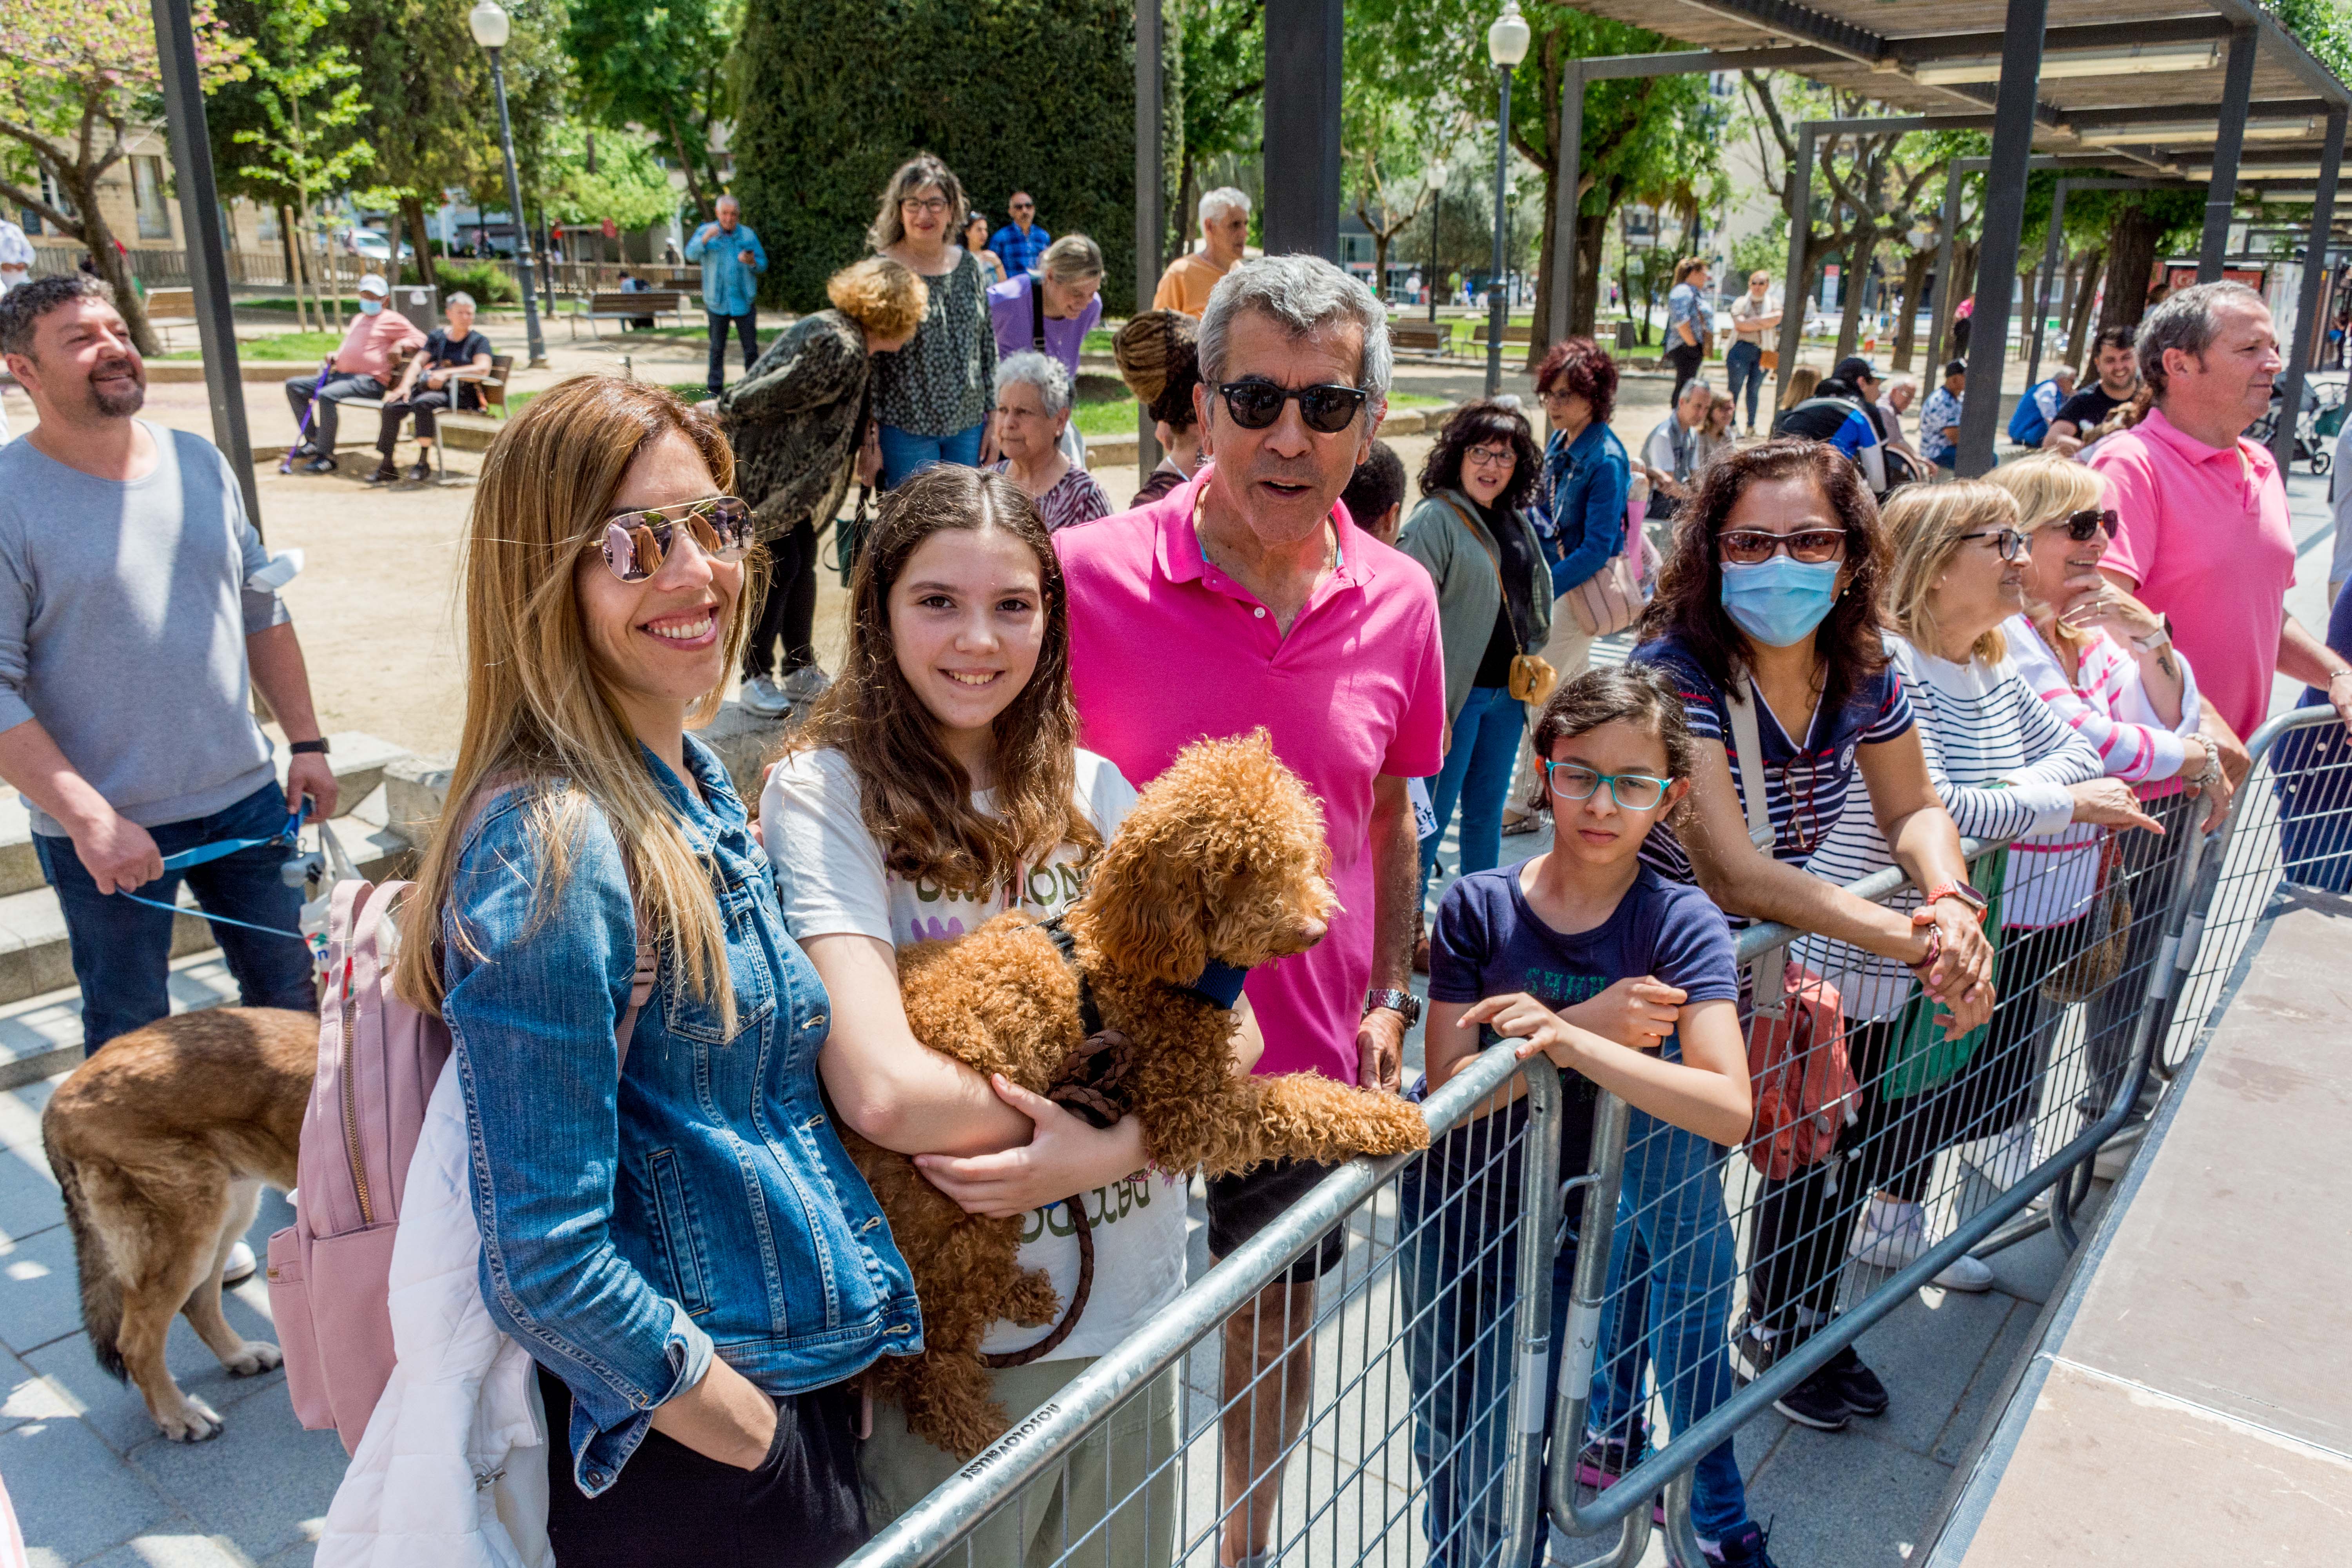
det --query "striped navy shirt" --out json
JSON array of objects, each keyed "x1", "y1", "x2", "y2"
[{"x1": 1630, "y1": 633, "x2": 1916, "y2": 891}]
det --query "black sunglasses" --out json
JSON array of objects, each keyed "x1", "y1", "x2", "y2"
[
  {"x1": 2055, "y1": 507, "x2": 2119, "y2": 543},
  {"x1": 1214, "y1": 378, "x2": 1370, "y2": 434}
]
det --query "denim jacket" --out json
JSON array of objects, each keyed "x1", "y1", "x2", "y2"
[
  {"x1": 1538, "y1": 422, "x2": 1631, "y2": 598},
  {"x1": 440, "y1": 735, "x2": 920, "y2": 1495}
]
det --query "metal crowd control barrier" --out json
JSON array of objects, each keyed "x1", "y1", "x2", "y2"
[
  {"x1": 842, "y1": 1041, "x2": 1565, "y2": 1568},
  {"x1": 848, "y1": 711, "x2": 2346, "y2": 1568}
]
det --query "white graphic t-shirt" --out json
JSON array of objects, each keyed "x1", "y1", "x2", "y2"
[{"x1": 761, "y1": 746, "x2": 1189, "y2": 1359}]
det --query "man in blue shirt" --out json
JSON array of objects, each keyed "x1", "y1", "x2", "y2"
[
  {"x1": 1918, "y1": 360, "x2": 1967, "y2": 470},
  {"x1": 685, "y1": 195, "x2": 768, "y2": 397},
  {"x1": 989, "y1": 192, "x2": 1051, "y2": 275},
  {"x1": 1664, "y1": 256, "x2": 1711, "y2": 404}
]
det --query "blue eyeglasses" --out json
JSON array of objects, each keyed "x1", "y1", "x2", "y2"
[{"x1": 1544, "y1": 760, "x2": 1674, "y2": 811}]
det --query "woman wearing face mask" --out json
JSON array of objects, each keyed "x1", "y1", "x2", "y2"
[
  {"x1": 1626, "y1": 439, "x2": 1993, "y2": 1420},
  {"x1": 388, "y1": 377, "x2": 918, "y2": 1564},
  {"x1": 1990, "y1": 454, "x2": 2229, "y2": 1142},
  {"x1": 1786, "y1": 484, "x2": 2143, "y2": 1427}
]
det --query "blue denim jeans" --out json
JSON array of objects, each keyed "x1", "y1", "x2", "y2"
[
  {"x1": 1399, "y1": 1129, "x2": 1577, "y2": 1568},
  {"x1": 1421, "y1": 684, "x2": 1527, "y2": 905},
  {"x1": 877, "y1": 422, "x2": 986, "y2": 490},
  {"x1": 1724, "y1": 340, "x2": 1765, "y2": 429},
  {"x1": 1586, "y1": 1102, "x2": 1751, "y2": 1542},
  {"x1": 37, "y1": 780, "x2": 312, "y2": 1053}
]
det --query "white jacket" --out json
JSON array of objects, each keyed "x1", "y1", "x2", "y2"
[{"x1": 315, "y1": 1064, "x2": 553, "y2": 1567}]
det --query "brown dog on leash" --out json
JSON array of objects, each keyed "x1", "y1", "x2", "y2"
[{"x1": 42, "y1": 1006, "x2": 314, "y2": 1441}]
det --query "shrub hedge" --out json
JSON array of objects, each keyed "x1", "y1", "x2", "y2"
[{"x1": 731, "y1": 0, "x2": 1138, "y2": 314}]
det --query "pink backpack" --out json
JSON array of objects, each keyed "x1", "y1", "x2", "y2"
[{"x1": 267, "y1": 871, "x2": 654, "y2": 1454}]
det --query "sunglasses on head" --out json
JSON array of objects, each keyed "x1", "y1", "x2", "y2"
[
  {"x1": 2053, "y1": 507, "x2": 2119, "y2": 543},
  {"x1": 1719, "y1": 528, "x2": 1847, "y2": 566},
  {"x1": 1214, "y1": 378, "x2": 1369, "y2": 434},
  {"x1": 599, "y1": 497, "x2": 753, "y2": 584}
]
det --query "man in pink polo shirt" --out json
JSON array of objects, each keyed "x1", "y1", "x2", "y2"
[
  {"x1": 280, "y1": 271, "x2": 425, "y2": 474},
  {"x1": 2088, "y1": 282, "x2": 2352, "y2": 768},
  {"x1": 1057, "y1": 254, "x2": 1444, "y2": 1568}
]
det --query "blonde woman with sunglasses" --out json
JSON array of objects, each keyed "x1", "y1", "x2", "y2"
[{"x1": 388, "y1": 377, "x2": 918, "y2": 1565}]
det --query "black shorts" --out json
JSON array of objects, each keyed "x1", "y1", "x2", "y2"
[
  {"x1": 1206, "y1": 1157, "x2": 1347, "y2": 1284},
  {"x1": 539, "y1": 1365, "x2": 868, "y2": 1567}
]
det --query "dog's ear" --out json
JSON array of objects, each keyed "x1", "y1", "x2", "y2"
[{"x1": 1082, "y1": 822, "x2": 1210, "y2": 985}]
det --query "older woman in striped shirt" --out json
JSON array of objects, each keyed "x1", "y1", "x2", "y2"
[{"x1": 1990, "y1": 454, "x2": 2233, "y2": 1134}]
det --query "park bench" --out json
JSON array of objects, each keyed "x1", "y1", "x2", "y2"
[
  {"x1": 568, "y1": 288, "x2": 687, "y2": 339},
  {"x1": 1469, "y1": 322, "x2": 1532, "y2": 347},
  {"x1": 1390, "y1": 319, "x2": 1452, "y2": 358},
  {"x1": 143, "y1": 287, "x2": 197, "y2": 351},
  {"x1": 323, "y1": 347, "x2": 512, "y2": 479}
]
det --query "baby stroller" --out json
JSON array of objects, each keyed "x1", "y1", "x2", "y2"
[{"x1": 2252, "y1": 376, "x2": 2342, "y2": 474}]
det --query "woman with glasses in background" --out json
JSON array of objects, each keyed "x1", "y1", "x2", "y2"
[
  {"x1": 1626, "y1": 440, "x2": 1994, "y2": 1427},
  {"x1": 388, "y1": 377, "x2": 918, "y2": 1563},
  {"x1": 871, "y1": 155, "x2": 998, "y2": 489},
  {"x1": 1396, "y1": 401, "x2": 1553, "y2": 913}
]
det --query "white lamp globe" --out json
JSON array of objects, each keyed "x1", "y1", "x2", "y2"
[
  {"x1": 1488, "y1": 0, "x2": 1532, "y2": 69},
  {"x1": 468, "y1": 1, "x2": 511, "y2": 49}
]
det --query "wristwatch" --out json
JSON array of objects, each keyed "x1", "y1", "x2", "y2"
[
  {"x1": 288, "y1": 737, "x2": 331, "y2": 756},
  {"x1": 1365, "y1": 988, "x2": 1423, "y2": 1027},
  {"x1": 1913, "y1": 880, "x2": 1989, "y2": 924}
]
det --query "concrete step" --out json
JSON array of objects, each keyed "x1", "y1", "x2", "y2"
[
  {"x1": 0, "y1": 731, "x2": 406, "y2": 900},
  {"x1": 0, "y1": 807, "x2": 413, "y2": 1019}
]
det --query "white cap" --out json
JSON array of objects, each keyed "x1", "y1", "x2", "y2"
[{"x1": 356, "y1": 273, "x2": 389, "y2": 296}]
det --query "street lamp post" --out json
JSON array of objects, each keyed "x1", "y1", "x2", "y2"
[
  {"x1": 1425, "y1": 159, "x2": 1446, "y2": 324},
  {"x1": 1485, "y1": 0, "x2": 1531, "y2": 397},
  {"x1": 469, "y1": 0, "x2": 547, "y2": 369}
]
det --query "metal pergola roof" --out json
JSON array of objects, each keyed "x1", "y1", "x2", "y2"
[{"x1": 1566, "y1": 1, "x2": 2352, "y2": 192}]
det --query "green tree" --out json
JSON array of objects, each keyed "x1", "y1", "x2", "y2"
[
  {"x1": 732, "y1": 0, "x2": 1137, "y2": 312},
  {"x1": 0, "y1": 0, "x2": 250, "y2": 356},
  {"x1": 340, "y1": 0, "x2": 501, "y2": 287},
  {"x1": 540, "y1": 121, "x2": 679, "y2": 233},
  {"x1": 569, "y1": 0, "x2": 737, "y2": 224},
  {"x1": 236, "y1": 0, "x2": 376, "y2": 334},
  {"x1": 1168, "y1": 0, "x2": 1263, "y2": 259}
]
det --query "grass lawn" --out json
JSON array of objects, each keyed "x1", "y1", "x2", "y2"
[{"x1": 163, "y1": 330, "x2": 347, "y2": 362}]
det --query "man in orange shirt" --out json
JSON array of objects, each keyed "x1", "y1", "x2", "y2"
[
  {"x1": 281, "y1": 272, "x2": 425, "y2": 473},
  {"x1": 1152, "y1": 187, "x2": 1250, "y2": 318}
]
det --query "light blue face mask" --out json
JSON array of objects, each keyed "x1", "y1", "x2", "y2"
[
  {"x1": 1719, "y1": 556, "x2": 1842, "y2": 648},
  {"x1": 359, "y1": 297, "x2": 384, "y2": 316}
]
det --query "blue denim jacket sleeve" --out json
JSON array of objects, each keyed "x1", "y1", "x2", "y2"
[
  {"x1": 441, "y1": 795, "x2": 715, "y2": 1482},
  {"x1": 1553, "y1": 428, "x2": 1629, "y2": 595}
]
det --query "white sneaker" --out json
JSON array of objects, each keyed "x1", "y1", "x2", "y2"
[
  {"x1": 1958, "y1": 1123, "x2": 2036, "y2": 1192},
  {"x1": 222, "y1": 1239, "x2": 257, "y2": 1286},
  {"x1": 779, "y1": 665, "x2": 831, "y2": 706},
  {"x1": 738, "y1": 674, "x2": 793, "y2": 717},
  {"x1": 1931, "y1": 1252, "x2": 1996, "y2": 1292},
  {"x1": 1846, "y1": 1196, "x2": 1927, "y2": 1268}
]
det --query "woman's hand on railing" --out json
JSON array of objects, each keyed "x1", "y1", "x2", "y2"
[
  {"x1": 1913, "y1": 905, "x2": 1994, "y2": 1035},
  {"x1": 2183, "y1": 735, "x2": 2236, "y2": 833},
  {"x1": 2067, "y1": 778, "x2": 2164, "y2": 833},
  {"x1": 1559, "y1": 976, "x2": 1686, "y2": 1051}
]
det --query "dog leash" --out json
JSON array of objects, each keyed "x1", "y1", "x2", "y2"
[{"x1": 105, "y1": 804, "x2": 312, "y2": 940}]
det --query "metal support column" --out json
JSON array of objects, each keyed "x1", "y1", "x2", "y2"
[
  {"x1": 1927, "y1": 160, "x2": 1970, "y2": 373},
  {"x1": 1261, "y1": 0, "x2": 1342, "y2": 259},
  {"x1": 1954, "y1": 0, "x2": 2047, "y2": 478},
  {"x1": 1546, "y1": 59, "x2": 1585, "y2": 354},
  {"x1": 1135, "y1": 0, "x2": 1163, "y2": 470},
  {"x1": 2272, "y1": 108, "x2": 2347, "y2": 474},
  {"x1": 2027, "y1": 181, "x2": 2071, "y2": 384},
  {"x1": 2200, "y1": 28, "x2": 2259, "y2": 281},
  {"x1": 1486, "y1": 65, "x2": 1515, "y2": 398},
  {"x1": 1772, "y1": 121, "x2": 1818, "y2": 412},
  {"x1": 149, "y1": 0, "x2": 260, "y2": 534}
]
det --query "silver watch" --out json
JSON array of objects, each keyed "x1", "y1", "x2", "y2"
[{"x1": 1365, "y1": 988, "x2": 1422, "y2": 1027}]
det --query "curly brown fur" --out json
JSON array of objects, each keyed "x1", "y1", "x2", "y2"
[
  {"x1": 853, "y1": 732, "x2": 1429, "y2": 1457},
  {"x1": 40, "y1": 1007, "x2": 314, "y2": 1442}
]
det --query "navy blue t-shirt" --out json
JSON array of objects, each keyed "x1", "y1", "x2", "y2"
[
  {"x1": 1426, "y1": 860, "x2": 1738, "y2": 1188},
  {"x1": 1629, "y1": 632, "x2": 1915, "y2": 887}
]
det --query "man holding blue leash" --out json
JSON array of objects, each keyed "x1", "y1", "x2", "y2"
[{"x1": 0, "y1": 274, "x2": 339, "y2": 1061}]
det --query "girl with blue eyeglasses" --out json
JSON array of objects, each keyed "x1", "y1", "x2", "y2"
[{"x1": 392, "y1": 377, "x2": 919, "y2": 1565}]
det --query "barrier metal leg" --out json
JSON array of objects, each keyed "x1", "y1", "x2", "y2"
[
  {"x1": 1660, "y1": 1468, "x2": 1708, "y2": 1568},
  {"x1": 1546, "y1": 1091, "x2": 1635, "y2": 1543},
  {"x1": 1501, "y1": 1055, "x2": 1567, "y2": 1568}
]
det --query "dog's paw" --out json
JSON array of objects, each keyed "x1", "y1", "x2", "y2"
[
  {"x1": 1359, "y1": 1096, "x2": 1433, "y2": 1155},
  {"x1": 222, "y1": 1339, "x2": 281, "y2": 1377},
  {"x1": 154, "y1": 1395, "x2": 225, "y2": 1442}
]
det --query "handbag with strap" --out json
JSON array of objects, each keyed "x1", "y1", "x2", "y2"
[
  {"x1": 2040, "y1": 835, "x2": 2131, "y2": 1005},
  {"x1": 1560, "y1": 472, "x2": 1649, "y2": 638},
  {"x1": 1441, "y1": 497, "x2": 1558, "y2": 704},
  {"x1": 1883, "y1": 845, "x2": 2009, "y2": 1100},
  {"x1": 1722, "y1": 677, "x2": 1786, "y2": 1013}
]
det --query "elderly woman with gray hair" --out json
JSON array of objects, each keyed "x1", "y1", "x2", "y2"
[{"x1": 990, "y1": 350, "x2": 1111, "y2": 532}]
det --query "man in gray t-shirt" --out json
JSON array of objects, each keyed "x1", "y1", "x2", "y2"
[{"x1": 0, "y1": 276, "x2": 340, "y2": 1055}]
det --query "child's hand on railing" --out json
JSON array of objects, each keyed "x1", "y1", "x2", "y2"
[{"x1": 1559, "y1": 976, "x2": 1686, "y2": 1051}]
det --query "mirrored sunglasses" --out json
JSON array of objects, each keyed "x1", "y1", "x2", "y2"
[{"x1": 599, "y1": 497, "x2": 753, "y2": 583}]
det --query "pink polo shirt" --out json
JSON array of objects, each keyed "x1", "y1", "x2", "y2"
[
  {"x1": 1056, "y1": 472, "x2": 1446, "y2": 1082},
  {"x1": 2087, "y1": 406, "x2": 2296, "y2": 743},
  {"x1": 331, "y1": 308, "x2": 427, "y2": 383}
]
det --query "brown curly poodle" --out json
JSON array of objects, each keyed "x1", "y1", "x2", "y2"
[{"x1": 845, "y1": 730, "x2": 1431, "y2": 1458}]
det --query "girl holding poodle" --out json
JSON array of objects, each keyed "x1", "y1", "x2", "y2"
[
  {"x1": 763, "y1": 465, "x2": 1245, "y2": 1567},
  {"x1": 1401, "y1": 666, "x2": 1777, "y2": 1568}
]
